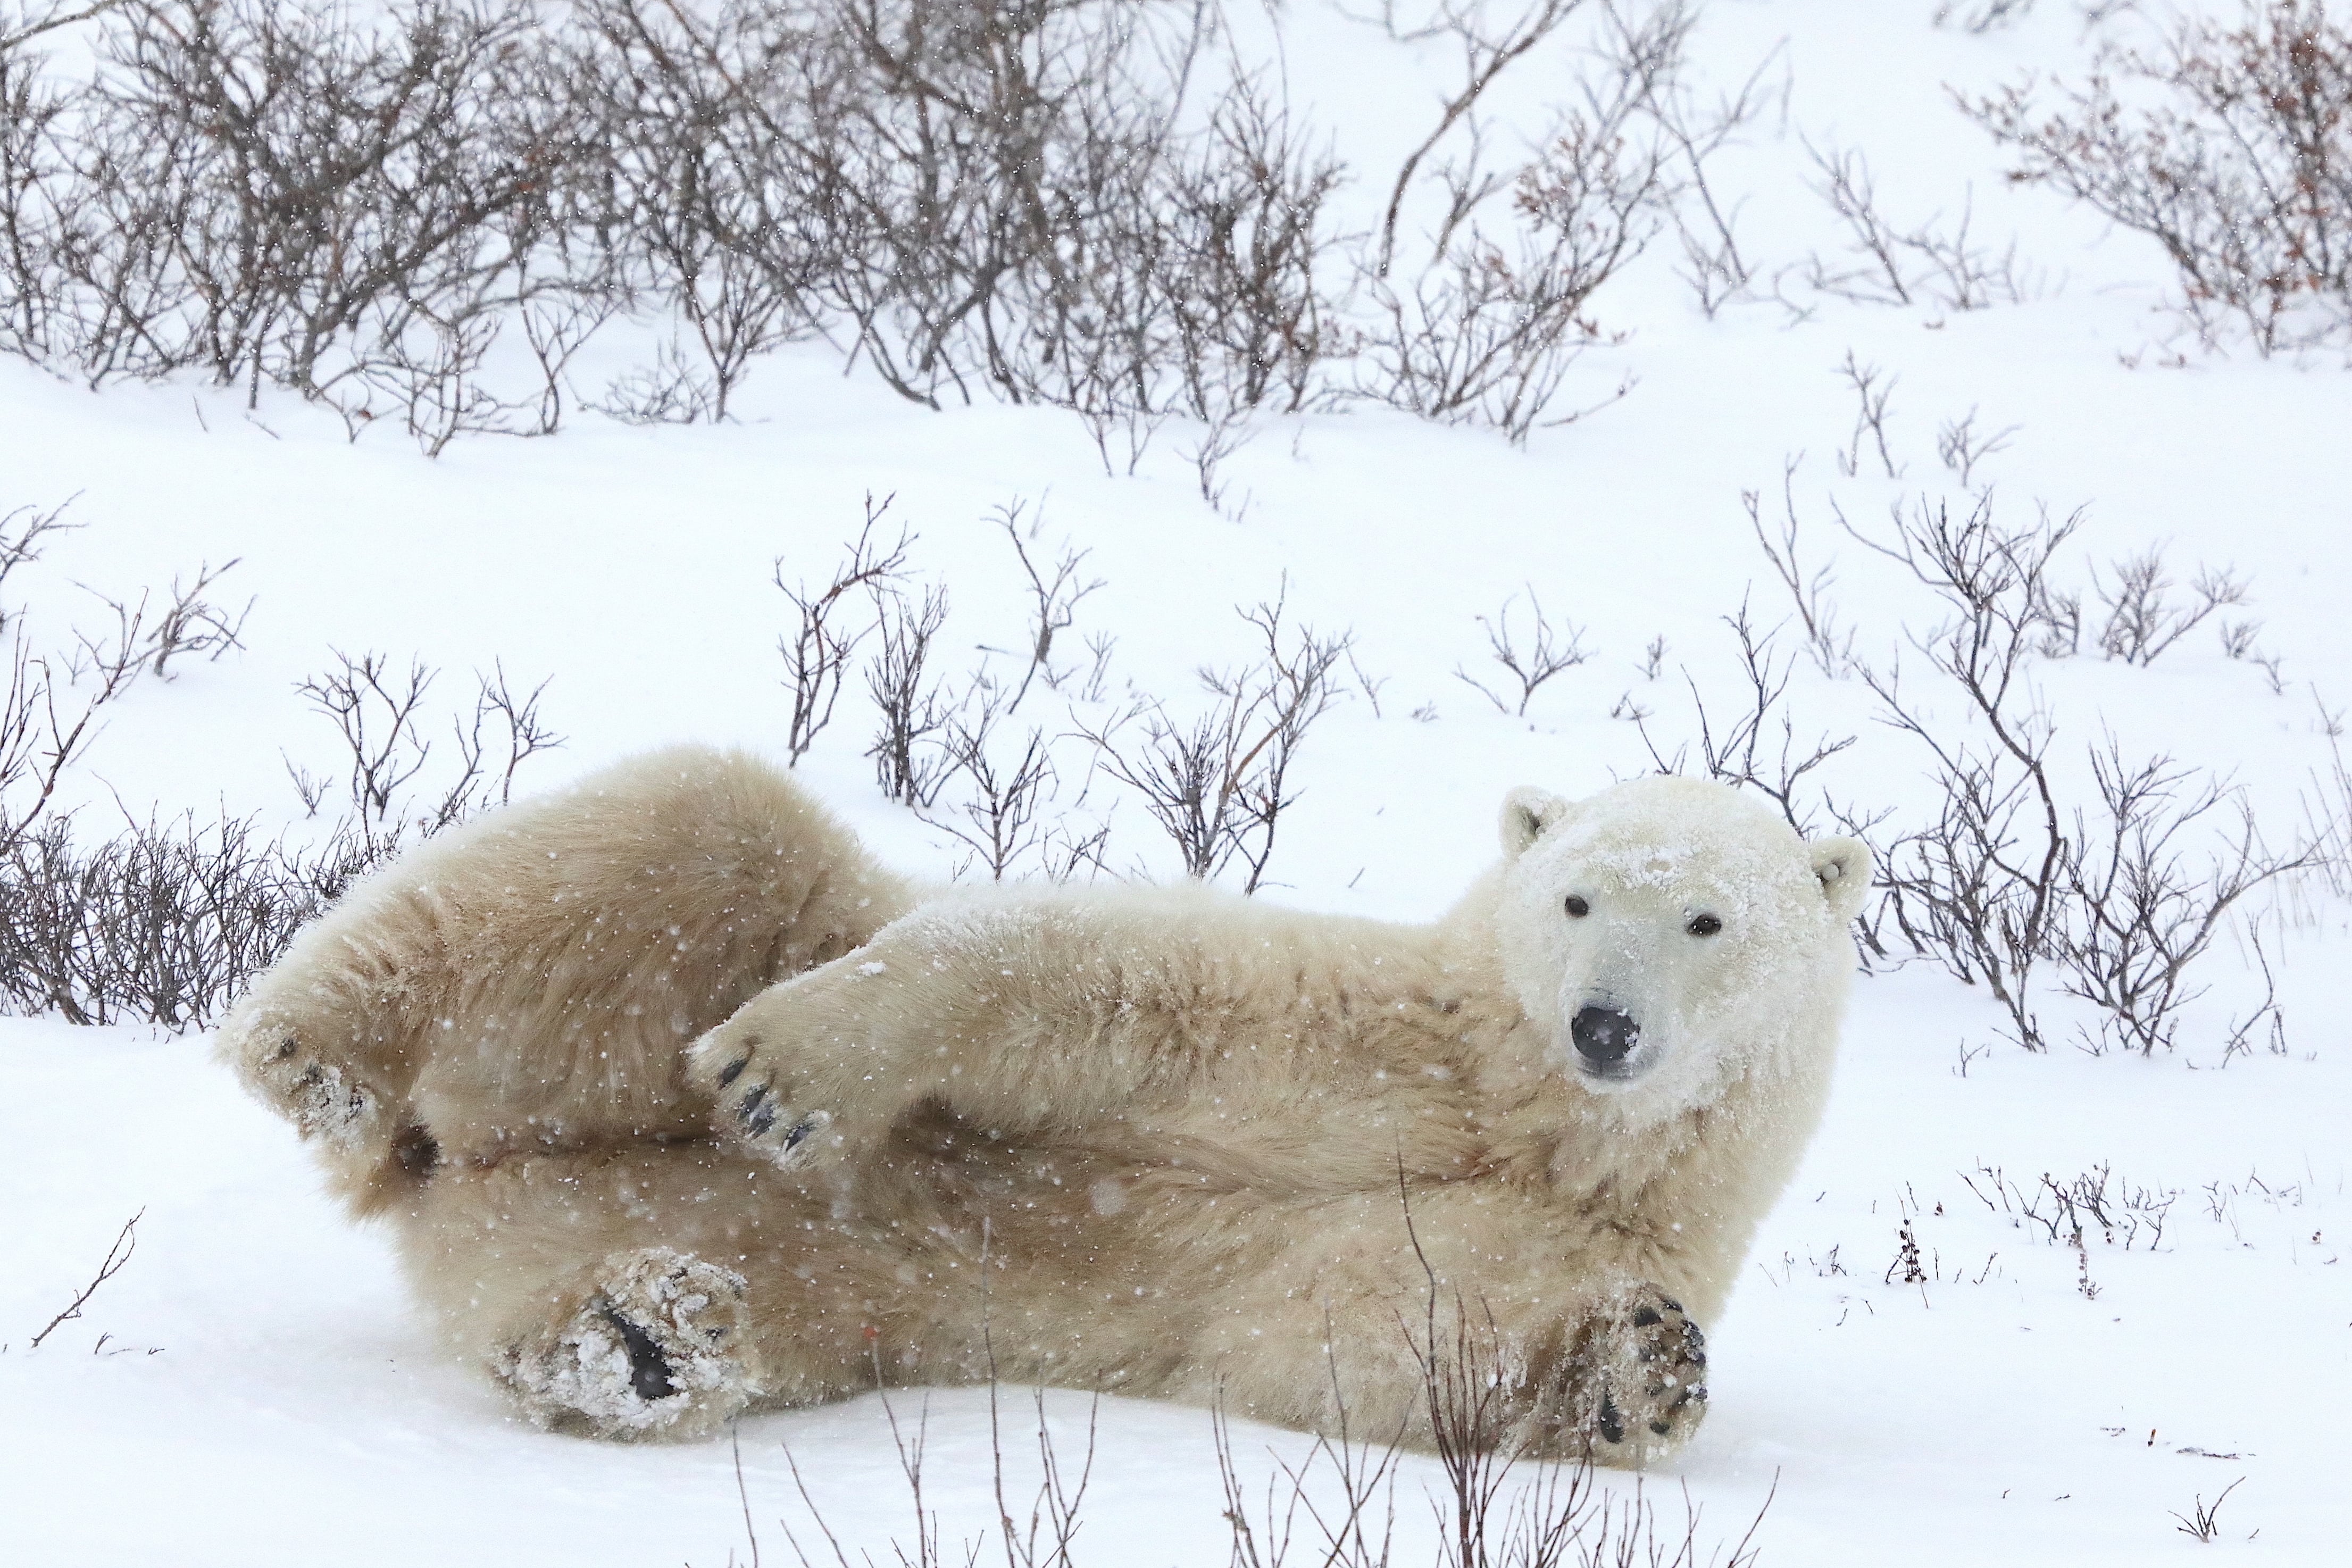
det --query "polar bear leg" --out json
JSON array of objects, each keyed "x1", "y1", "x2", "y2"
[
  {"x1": 1135, "y1": 1186, "x2": 1709, "y2": 1470},
  {"x1": 394, "y1": 1140, "x2": 937, "y2": 1438},
  {"x1": 1192, "y1": 1274, "x2": 1707, "y2": 1469},
  {"x1": 223, "y1": 746, "x2": 914, "y2": 1217},
  {"x1": 498, "y1": 1247, "x2": 761, "y2": 1439}
]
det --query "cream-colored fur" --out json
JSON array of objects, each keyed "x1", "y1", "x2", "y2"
[
  {"x1": 218, "y1": 747, "x2": 914, "y2": 1215},
  {"x1": 224, "y1": 749, "x2": 1869, "y2": 1467}
]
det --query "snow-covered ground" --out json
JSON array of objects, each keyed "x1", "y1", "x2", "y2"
[{"x1": 4, "y1": 1, "x2": 2348, "y2": 1562}]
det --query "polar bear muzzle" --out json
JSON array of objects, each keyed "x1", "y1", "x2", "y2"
[{"x1": 1570, "y1": 1003, "x2": 1642, "y2": 1078}]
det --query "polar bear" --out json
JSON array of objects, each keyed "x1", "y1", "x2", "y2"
[{"x1": 221, "y1": 746, "x2": 1869, "y2": 1466}]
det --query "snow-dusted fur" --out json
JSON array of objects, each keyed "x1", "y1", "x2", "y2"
[
  {"x1": 218, "y1": 747, "x2": 914, "y2": 1216},
  {"x1": 225, "y1": 749, "x2": 1869, "y2": 1465}
]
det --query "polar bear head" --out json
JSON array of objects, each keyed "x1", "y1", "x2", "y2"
[{"x1": 1492, "y1": 776, "x2": 1871, "y2": 1121}]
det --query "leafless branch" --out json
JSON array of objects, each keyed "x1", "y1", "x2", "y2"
[
  {"x1": 28, "y1": 1208, "x2": 140, "y2": 1349},
  {"x1": 1454, "y1": 588, "x2": 1590, "y2": 716},
  {"x1": 778, "y1": 495, "x2": 912, "y2": 765}
]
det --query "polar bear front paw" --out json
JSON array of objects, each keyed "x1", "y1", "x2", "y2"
[
  {"x1": 1590, "y1": 1286, "x2": 1708, "y2": 1459},
  {"x1": 688, "y1": 972, "x2": 887, "y2": 1167},
  {"x1": 497, "y1": 1248, "x2": 757, "y2": 1440}
]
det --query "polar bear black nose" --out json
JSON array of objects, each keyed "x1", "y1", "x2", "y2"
[{"x1": 1571, "y1": 1005, "x2": 1640, "y2": 1069}]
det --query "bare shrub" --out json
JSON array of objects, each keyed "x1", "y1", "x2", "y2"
[
  {"x1": 1837, "y1": 495, "x2": 2086, "y2": 1046},
  {"x1": 994, "y1": 500, "x2": 1103, "y2": 713},
  {"x1": 19, "y1": 0, "x2": 587, "y2": 438},
  {"x1": 569, "y1": 0, "x2": 832, "y2": 423},
  {"x1": 2086, "y1": 549, "x2": 2247, "y2": 665},
  {"x1": 2053, "y1": 744, "x2": 2312, "y2": 1055},
  {"x1": 0, "y1": 499, "x2": 246, "y2": 857},
  {"x1": 1158, "y1": 73, "x2": 1351, "y2": 421},
  {"x1": 1733, "y1": 480, "x2": 2312, "y2": 1053},
  {"x1": 1078, "y1": 591, "x2": 1350, "y2": 892},
  {"x1": 760, "y1": 1353, "x2": 1099, "y2": 1568},
  {"x1": 865, "y1": 583, "x2": 952, "y2": 808},
  {"x1": 293, "y1": 650, "x2": 561, "y2": 856},
  {"x1": 1358, "y1": 0, "x2": 1685, "y2": 441},
  {"x1": 777, "y1": 497, "x2": 911, "y2": 765},
  {"x1": 0, "y1": 502, "x2": 346, "y2": 1027},
  {"x1": 1797, "y1": 141, "x2": 2030, "y2": 313},
  {"x1": 6, "y1": 0, "x2": 1762, "y2": 449},
  {"x1": 1455, "y1": 589, "x2": 1591, "y2": 716},
  {"x1": 1654, "y1": 41, "x2": 1778, "y2": 319},
  {"x1": 1744, "y1": 460, "x2": 1853, "y2": 678},
  {"x1": 919, "y1": 679, "x2": 1059, "y2": 881},
  {"x1": 1934, "y1": 407, "x2": 2019, "y2": 489},
  {"x1": 1963, "y1": 1161, "x2": 2178, "y2": 1251},
  {"x1": 1637, "y1": 604, "x2": 1856, "y2": 836},
  {"x1": 1833, "y1": 351, "x2": 1900, "y2": 480},
  {"x1": 0, "y1": 807, "x2": 342, "y2": 1024},
  {"x1": 1966, "y1": 1, "x2": 2352, "y2": 355},
  {"x1": 0, "y1": 509, "x2": 565, "y2": 1030}
]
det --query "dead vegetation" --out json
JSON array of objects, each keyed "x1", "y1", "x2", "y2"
[
  {"x1": 718, "y1": 1215, "x2": 1775, "y2": 1568},
  {"x1": 24, "y1": 1208, "x2": 141, "y2": 1350},
  {"x1": 0, "y1": 0, "x2": 1764, "y2": 454},
  {"x1": 0, "y1": 497, "x2": 563, "y2": 1026},
  {"x1": 1967, "y1": 0, "x2": 2352, "y2": 356},
  {"x1": 1693, "y1": 436, "x2": 2323, "y2": 1057}
]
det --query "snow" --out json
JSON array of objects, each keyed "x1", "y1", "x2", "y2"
[{"x1": 3, "y1": 0, "x2": 2349, "y2": 1562}]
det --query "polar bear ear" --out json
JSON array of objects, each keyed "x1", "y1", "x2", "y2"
[
  {"x1": 1500, "y1": 788, "x2": 1574, "y2": 858},
  {"x1": 1809, "y1": 837, "x2": 1874, "y2": 924}
]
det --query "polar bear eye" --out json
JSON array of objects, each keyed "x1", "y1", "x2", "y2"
[
  {"x1": 1686, "y1": 913, "x2": 1722, "y2": 937},
  {"x1": 1564, "y1": 895, "x2": 1590, "y2": 919}
]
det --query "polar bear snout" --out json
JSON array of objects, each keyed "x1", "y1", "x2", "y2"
[{"x1": 1570, "y1": 1003, "x2": 1642, "y2": 1077}]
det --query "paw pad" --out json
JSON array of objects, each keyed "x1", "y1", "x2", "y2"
[{"x1": 498, "y1": 1248, "x2": 757, "y2": 1439}]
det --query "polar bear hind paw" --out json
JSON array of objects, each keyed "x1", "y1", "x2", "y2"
[
  {"x1": 227, "y1": 1014, "x2": 385, "y2": 1151},
  {"x1": 497, "y1": 1248, "x2": 757, "y2": 1440}
]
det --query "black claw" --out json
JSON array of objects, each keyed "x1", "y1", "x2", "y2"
[
  {"x1": 715, "y1": 1055, "x2": 750, "y2": 1088},
  {"x1": 273, "y1": 1038, "x2": 298, "y2": 1061},
  {"x1": 1597, "y1": 1395, "x2": 1625, "y2": 1445},
  {"x1": 738, "y1": 1085, "x2": 779, "y2": 1139},
  {"x1": 782, "y1": 1119, "x2": 817, "y2": 1150},
  {"x1": 600, "y1": 1308, "x2": 676, "y2": 1403},
  {"x1": 1631, "y1": 1306, "x2": 1663, "y2": 1328},
  {"x1": 1649, "y1": 1419, "x2": 1673, "y2": 1437}
]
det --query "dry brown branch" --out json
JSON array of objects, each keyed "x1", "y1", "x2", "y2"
[
  {"x1": 778, "y1": 496, "x2": 912, "y2": 765},
  {"x1": 1455, "y1": 589, "x2": 1590, "y2": 716},
  {"x1": 1077, "y1": 589, "x2": 1349, "y2": 893},
  {"x1": 1965, "y1": 2, "x2": 2352, "y2": 354},
  {"x1": 28, "y1": 1208, "x2": 140, "y2": 1349}
]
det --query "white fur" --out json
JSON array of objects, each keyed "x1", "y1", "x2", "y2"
[{"x1": 224, "y1": 750, "x2": 1870, "y2": 1464}]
